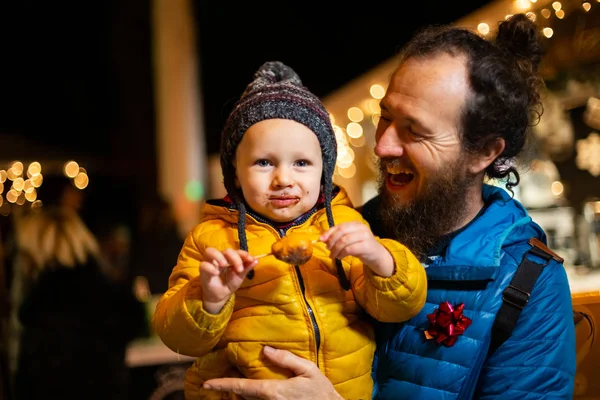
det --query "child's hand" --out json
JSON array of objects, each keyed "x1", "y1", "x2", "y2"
[
  {"x1": 320, "y1": 222, "x2": 394, "y2": 278},
  {"x1": 200, "y1": 247, "x2": 258, "y2": 314}
]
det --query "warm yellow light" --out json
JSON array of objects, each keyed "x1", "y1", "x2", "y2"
[
  {"x1": 372, "y1": 114, "x2": 381, "y2": 127},
  {"x1": 349, "y1": 134, "x2": 366, "y2": 148},
  {"x1": 25, "y1": 188, "x2": 37, "y2": 202},
  {"x1": 74, "y1": 173, "x2": 89, "y2": 189},
  {"x1": 530, "y1": 0, "x2": 537, "y2": 2},
  {"x1": 16, "y1": 193, "x2": 26, "y2": 206},
  {"x1": 555, "y1": 9, "x2": 565, "y2": 18},
  {"x1": 6, "y1": 189, "x2": 18, "y2": 203},
  {"x1": 23, "y1": 180, "x2": 33, "y2": 194},
  {"x1": 31, "y1": 200, "x2": 43, "y2": 209},
  {"x1": 329, "y1": 113, "x2": 335, "y2": 125},
  {"x1": 369, "y1": 84, "x2": 385, "y2": 99},
  {"x1": 12, "y1": 177, "x2": 24, "y2": 192},
  {"x1": 7, "y1": 169, "x2": 18, "y2": 181},
  {"x1": 346, "y1": 122, "x2": 363, "y2": 138},
  {"x1": 27, "y1": 161, "x2": 42, "y2": 176},
  {"x1": 543, "y1": 27, "x2": 554, "y2": 38},
  {"x1": 0, "y1": 182, "x2": 3, "y2": 194},
  {"x1": 541, "y1": 8, "x2": 551, "y2": 18},
  {"x1": 526, "y1": 12, "x2": 536, "y2": 21},
  {"x1": 505, "y1": 14, "x2": 513, "y2": 20},
  {"x1": 64, "y1": 161, "x2": 79, "y2": 178},
  {"x1": 347, "y1": 107, "x2": 364, "y2": 122},
  {"x1": 516, "y1": 0, "x2": 531, "y2": 10},
  {"x1": 477, "y1": 23, "x2": 490, "y2": 35},
  {"x1": 552, "y1": 1, "x2": 562, "y2": 11},
  {"x1": 366, "y1": 99, "x2": 381, "y2": 114},
  {"x1": 551, "y1": 181, "x2": 564, "y2": 196},
  {"x1": 338, "y1": 164, "x2": 357, "y2": 179},
  {"x1": 582, "y1": 2, "x2": 591, "y2": 11},
  {"x1": 31, "y1": 174, "x2": 43, "y2": 188},
  {"x1": 0, "y1": 170, "x2": 5, "y2": 183},
  {"x1": 11, "y1": 161, "x2": 23, "y2": 175}
]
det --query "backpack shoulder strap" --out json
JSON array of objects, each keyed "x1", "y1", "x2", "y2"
[{"x1": 489, "y1": 238, "x2": 564, "y2": 354}]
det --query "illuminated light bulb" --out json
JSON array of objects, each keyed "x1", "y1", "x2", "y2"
[
  {"x1": 25, "y1": 188, "x2": 37, "y2": 202},
  {"x1": 582, "y1": 2, "x2": 591, "y2": 11},
  {"x1": 64, "y1": 161, "x2": 79, "y2": 178},
  {"x1": 369, "y1": 84, "x2": 385, "y2": 99},
  {"x1": 541, "y1": 8, "x2": 551, "y2": 18},
  {"x1": 12, "y1": 177, "x2": 24, "y2": 191},
  {"x1": 372, "y1": 114, "x2": 381, "y2": 127},
  {"x1": 349, "y1": 134, "x2": 366, "y2": 148},
  {"x1": 7, "y1": 169, "x2": 18, "y2": 181},
  {"x1": 347, "y1": 107, "x2": 364, "y2": 122},
  {"x1": 366, "y1": 99, "x2": 381, "y2": 114},
  {"x1": 516, "y1": 0, "x2": 531, "y2": 10},
  {"x1": 552, "y1": 1, "x2": 561, "y2": 11},
  {"x1": 16, "y1": 193, "x2": 26, "y2": 206},
  {"x1": 338, "y1": 164, "x2": 357, "y2": 179},
  {"x1": 11, "y1": 162, "x2": 23, "y2": 175},
  {"x1": 477, "y1": 23, "x2": 490, "y2": 35},
  {"x1": 556, "y1": 9, "x2": 565, "y2": 18},
  {"x1": 28, "y1": 161, "x2": 42, "y2": 176},
  {"x1": 346, "y1": 122, "x2": 363, "y2": 138},
  {"x1": 32, "y1": 200, "x2": 43, "y2": 209},
  {"x1": 74, "y1": 173, "x2": 89, "y2": 189},
  {"x1": 551, "y1": 181, "x2": 564, "y2": 196},
  {"x1": 543, "y1": 27, "x2": 554, "y2": 38},
  {"x1": 0, "y1": 170, "x2": 5, "y2": 183},
  {"x1": 23, "y1": 180, "x2": 34, "y2": 194},
  {"x1": 31, "y1": 174, "x2": 43, "y2": 188},
  {"x1": 0, "y1": 182, "x2": 3, "y2": 194},
  {"x1": 6, "y1": 189, "x2": 18, "y2": 203}
]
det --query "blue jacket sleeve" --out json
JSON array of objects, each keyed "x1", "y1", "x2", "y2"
[{"x1": 475, "y1": 261, "x2": 576, "y2": 399}]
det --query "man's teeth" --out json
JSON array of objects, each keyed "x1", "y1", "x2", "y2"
[{"x1": 386, "y1": 166, "x2": 411, "y2": 175}]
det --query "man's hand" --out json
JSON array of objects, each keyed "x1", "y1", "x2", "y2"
[
  {"x1": 321, "y1": 222, "x2": 394, "y2": 277},
  {"x1": 203, "y1": 346, "x2": 342, "y2": 400}
]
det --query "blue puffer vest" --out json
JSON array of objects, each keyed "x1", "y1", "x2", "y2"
[{"x1": 363, "y1": 185, "x2": 575, "y2": 399}]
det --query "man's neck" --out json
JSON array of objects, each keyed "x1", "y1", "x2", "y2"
[{"x1": 442, "y1": 181, "x2": 485, "y2": 236}]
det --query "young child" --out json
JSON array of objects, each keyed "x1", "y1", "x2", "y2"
[{"x1": 153, "y1": 61, "x2": 427, "y2": 400}]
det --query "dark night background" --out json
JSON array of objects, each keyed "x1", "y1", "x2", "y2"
[
  {"x1": 0, "y1": 0, "x2": 492, "y2": 230},
  {"x1": 0, "y1": 1, "x2": 493, "y2": 158}
]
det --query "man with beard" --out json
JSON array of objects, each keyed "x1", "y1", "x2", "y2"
[{"x1": 202, "y1": 13, "x2": 576, "y2": 399}]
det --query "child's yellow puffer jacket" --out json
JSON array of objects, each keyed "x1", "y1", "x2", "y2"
[{"x1": 153, "y1": 187, "x2": 427, "y2": 400}]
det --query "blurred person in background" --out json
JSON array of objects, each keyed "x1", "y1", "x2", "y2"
[
  {"x1": 130, "y1": 196, "x2": 183, "y2": 295},
  {"x1": 8, "y1": 206, "x2": 146, "y2": 400}
]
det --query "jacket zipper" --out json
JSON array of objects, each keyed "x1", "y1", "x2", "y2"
[
  {"x1": 273, "y1": 227, "x2": 321, "y2": 366},
  {"x1": 294, "y1": 264, "x2": 321, "y2": 366}
]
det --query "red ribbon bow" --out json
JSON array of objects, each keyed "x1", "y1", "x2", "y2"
[{"x1": 424, "y1": 301, "x2": 472, "y2": 347}]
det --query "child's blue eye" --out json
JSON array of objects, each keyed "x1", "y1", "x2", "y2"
[
  {"x1": 295, "y1": 160, "x2": 309, "y2": 167},
  {"x1": 256, "y1": 159, "x2": 271, "y2": 167}
]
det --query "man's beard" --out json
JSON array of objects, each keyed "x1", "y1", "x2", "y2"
[{"x1": 377, "y1": 158, "x2": 473, "y2": 261}]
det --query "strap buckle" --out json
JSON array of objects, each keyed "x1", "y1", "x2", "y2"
[{"x1": 502, "y1": 284, "x2": 530, "y2": 309}]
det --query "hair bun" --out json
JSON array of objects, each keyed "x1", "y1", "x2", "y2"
[{"x1": 496, "y1": 13, "x2": 543, "y2": 71}]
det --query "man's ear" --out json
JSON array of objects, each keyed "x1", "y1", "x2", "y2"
[{"x1": 468, "y1": 138, "x2": 506, "y2": 174}]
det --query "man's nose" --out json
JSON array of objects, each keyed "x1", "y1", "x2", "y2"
[{"x1": 374, "y1": 128, "x2": 404, "y2": 158}]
